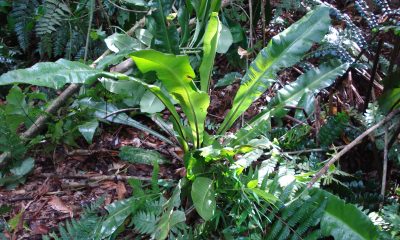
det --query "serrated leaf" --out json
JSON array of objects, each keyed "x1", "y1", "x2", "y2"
[
  {"x1": 191, "y1": 177, "x2": 216, "y2": 221},
  {"x1": 119, "y1": 146, "x2": 166, "y2": 164},
  {"x1": 78, "y1": 120, "x2": 98, "y2": 144},
  {"x1": 132, "y1": 211, "x2": 157, "y2": 234}
]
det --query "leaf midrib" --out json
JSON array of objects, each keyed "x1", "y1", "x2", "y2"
[{"x1": 219, "y1": 10, "x2": 327, "y2": 134}]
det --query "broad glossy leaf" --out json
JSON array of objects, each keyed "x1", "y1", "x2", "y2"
[
  {"x1": 218, "y1": 6, "x2": 331, "y2": 134},
  {"x1": 95, "y1": 50, "x2": 132, "y2": 70},
  {"x1": 379, "y1": 69, "x2": 400, "y2": 113},
  {"x1": 147, "y1": 0, "x2": 179, "y2": 54},
  {"x1": 199, "y1": 12, "x2": 220, "y2": 91},
  {"x1": 121, "y1": 0, "x2": 146, "y2": 6},
  {"x1": 177, "y1": 0, "x2": 191, "y2": 45},
  {"x1": 131, "y1": 50, "x2": 210, "y2": 148},
  {"x1": 233, "y1": 61, "x2": 349, "y2": 145},
  {"x1": 191, "y1": 177, "x2": 216, "y2": 221},
  {"x1": 104, "y1": 33, "x2": 143, "y2": 53},
  {"x1": 251, "y1": 61, "x2": 350, "y2": 125},
  {"x1": 100, "y1": 77, "x2": 146, "y2": 97},
  {"x1": 9, "y1": 157, "x2": 34, "y2": 176},
  {"x1": 135, "y1": 28, "x2": 153, "y2": 46},
  {"x1": 78, "y1": 120, "x2": 98, "y2": 144},
  {"x1": 320, "y1": 189, "x2": 379, "y2": 240},
  {"x1": 101, "y1": 197, "x2": 137, "y2": 237},
  {"x1": 119, "y1": 146, "x2": 166, "y2": 164},
  {"x1": 216, "y1": 24, "x2": 233, "y2": 54},
  {"x1": 78, "y1": 98, "x2": 173, "y2": 145},
  {"x1": 0, "y1": 59, "x2": 103, "y2": 89},
  {"x1": 140, "y1": 90, "x2": 165, "y2": 114}
]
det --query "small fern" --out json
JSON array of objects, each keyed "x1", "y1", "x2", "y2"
[
  {"x1": 318, "y1": 112, "x2": 349, "y2": 147},
  {"x1": 45, "y1": 197, "x2": 105, "y2": 240},
  {"x1": 132, "y1": 211, "x2": 158, "y2": 234}
]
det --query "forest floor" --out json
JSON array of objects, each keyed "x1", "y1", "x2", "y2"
[{"x1": 1, "y1": 1, "x2": 399, "y2": 239}]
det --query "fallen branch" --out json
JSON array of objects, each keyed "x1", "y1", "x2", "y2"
[
  {"x1": 39, "y1": 173, "x2": 174, "y2": 183},
  {"x1": 307, "y1": 108, "x2": 400, "y2": 189},
  {"x1": 21, "y1": 17, "x2": 146, "y2": 140},
  {"x1": 0, "y1": 17, "x2": 146, "y2": 165}
]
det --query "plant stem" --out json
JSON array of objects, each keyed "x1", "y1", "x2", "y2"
[
  {"x1": 363, "y1": 39, "x2": 383, "y2": 112},
  {"x1": 307, "y1": 108, "x2": 400, "y2": 189},
  {"x1": 84, "y1": 0, "x2": 95, "y2": 63}
]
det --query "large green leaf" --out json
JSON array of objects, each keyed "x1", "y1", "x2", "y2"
[
  {"x1": 379, "y1": 69, "x2": 400, "y2": 113},
  {"x1": 99, "y1": 77, "x2": 187, "y2": 146},
  {"x1": 0, "y1": 59, "x2": 103, "y2": 89},
  {"x1": 104, "y1": 33, "x2": 143, "y2": 53},
  {"x1": 217, "y1": 6, "x2": 331, "y2": 134},
  {"x1": 100, "y1": 197, "x2": 137, "y2": 237},
  {"x1": 320, "y1": 190, "x2": 379, "y2": 240},
  {"x1": 216, "y1": 24, "x2": 233, "y2": 54},
  {"x1": 191, "y1": 177, "x2": 216, "y2": 221},
  {"x1": 232, "y1": 61, "x2": 349, "y2": 146},
  {"x1": 140, "y1": 90, "x2": 165, "y2": 114},
  {"x1": 77, "y1": 98, "x2": 173, "y2": 145},
  {"x1": 78, "y1": 120, "x2": 98, "y2": 144},
  {"x1": 199, "y1": 12, "x2": 220, "y2": 91},
  {"x1": 130, "y1": 50, "x2": 210, "y2": 148},
  {"x1": 147, "y1": 0, "x2": 179, "y2": 54}
]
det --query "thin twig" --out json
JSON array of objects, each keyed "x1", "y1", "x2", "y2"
[
  {"x1": 307, "y1": 109, "x2": 400, "y2": 189},
  {"x1": 381, "y1": 129, "x2": 389, "y2": 198},
  {"x1": 84, "y1": 0, "x2": 95, "y2": 63},
  {"x1": 364, "y1": 39, "x2": 383, "y2": 112}
]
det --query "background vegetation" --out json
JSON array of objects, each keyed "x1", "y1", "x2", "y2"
[{"x1": 0, "y1": 0, "x2": 399, "y2": 239}]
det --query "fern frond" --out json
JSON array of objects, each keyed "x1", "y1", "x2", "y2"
[
  {"x1": 132, "y1": 211, "x2": 158, "y2": 234},
  {"x1": 11, "y1": 0, "x2": 39, "y2": 51},
  {"x1": 38, "y1": 33, "x2": 53, "y2": 58},
  {"x1": 47, "y1": 198, "x2": 104, "y2": 240},
  {"x1": 35, "y1": 0, "x2": 70, "y2": 37}
]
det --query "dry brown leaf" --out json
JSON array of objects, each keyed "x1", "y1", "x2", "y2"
[
  {"x1": 48, "y1": 196, "x2": 73, "y2": 217},
  {"x1": 116, "y1": 181, "x2": 127, "y2": 200},
  {"x1": 100, "y1": 181, "x2": 118, "y2": 190},
  {"x1": 31, "y1": 223, "x2": 49, "y2": 235},
  {"x1": 238, "y1": 46, "x2": 250, "y2": 59}
]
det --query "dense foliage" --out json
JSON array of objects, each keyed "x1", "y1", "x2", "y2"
[{"x1": 0, "y1": 0, "x2": 400, "y2": 239}]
